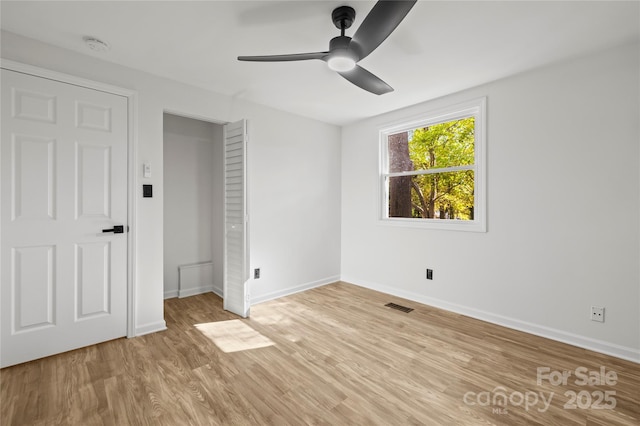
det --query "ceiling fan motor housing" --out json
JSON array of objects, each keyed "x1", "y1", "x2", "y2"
[
  {"x1": 327, "y1": 35, "x2": 359, "y2": 71},
  {"x1": 329, "y1": 35, "x2": 352, "y2": 52}
]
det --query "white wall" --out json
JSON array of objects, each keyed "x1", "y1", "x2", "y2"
[
  {"x1": 163, "y1": 114, "x2": 222, "y2": 298},
  {"x1": 341, "y1": 42, "x2": 640, "y2": 362},
  {"x1": 1, "y1": 31, "x2": 342, "y2": 334}
]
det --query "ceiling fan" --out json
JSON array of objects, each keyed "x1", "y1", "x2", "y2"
[{"x1": 238, "y1": 1, "x2": 417, "y2": 95}]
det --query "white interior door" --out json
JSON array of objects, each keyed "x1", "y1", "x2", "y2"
[
  {"x1": 1, "y1": 69, "x2": 128, "y2": 368},
  {"x1": 223, "y1": 119, "x2": 249, "y2": 317}
]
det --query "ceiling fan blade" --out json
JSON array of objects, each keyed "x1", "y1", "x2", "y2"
[
  {"x1": 351, "y1": 0, "x2": 417, "y2": 60},
  {"x1": 338, "y1": 65, "x2": 393, "y2": 95},
  {"x1": 238, "y1": 52, "x2": 328, "y2": 62}
]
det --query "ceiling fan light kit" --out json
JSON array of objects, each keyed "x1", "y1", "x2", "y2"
[
  {"x1": 327, "y1": 55, "x2": 356, "y2": 72},
  {"x1": 238, "y1": 1, "x2": 417, "y2": 95}
]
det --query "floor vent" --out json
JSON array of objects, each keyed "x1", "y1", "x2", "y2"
[{"x1": 385, "y1": 302, "x2": 414, "y2": 313}]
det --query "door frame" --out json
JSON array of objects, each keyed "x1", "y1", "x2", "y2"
[
  {"x1": 161, "y1": 110, "x2": 226, "y2": 300},
  {"x1": 162, "y1": 111, "x2": 249, "y2": 312},
  {"x1": 0, "y1": 59, "x2": 139, "y2": 338}
]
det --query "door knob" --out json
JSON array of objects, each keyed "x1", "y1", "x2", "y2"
[{"x1": 102, "y1": 225, "x2": 124, "y2": 234}]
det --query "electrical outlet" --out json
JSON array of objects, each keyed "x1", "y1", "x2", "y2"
[
  {"x1": 254, "y1": 268, "x2": 260, "y2": 279},
  {"x1": 591, "y1": 306, "x2": 605, "y2": 323},
  {"x1": 426, "y1": 269, "x2": 433, "y2": 280}
]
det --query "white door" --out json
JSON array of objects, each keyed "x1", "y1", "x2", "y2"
[
  {"x1": 1, "y1": 69, "x2": 128, "y2": 368},
  {"x1": 223, "y1": 119, "x2": 249, "y2": 317}
]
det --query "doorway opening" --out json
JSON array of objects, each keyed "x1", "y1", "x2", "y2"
[{"x1": 163, "y1": 113, "x2": 225, "y2": 300}]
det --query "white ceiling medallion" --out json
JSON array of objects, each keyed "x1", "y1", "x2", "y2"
[{"x1": 83, "y1": 36, "x2": 110, "y2": 52}]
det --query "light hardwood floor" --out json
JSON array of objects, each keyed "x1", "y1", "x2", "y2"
[{"x1": 1, "y1": 282, "x2": 639, "y2": 425}]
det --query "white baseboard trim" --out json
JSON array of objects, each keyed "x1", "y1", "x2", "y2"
[
  {"x1": 212, "y1": 285, "x2": 223, "y2": 298},
  {"x1": 134, "y1": 320, "x2": 167, "y2": 337},
  {"x1": 179, "y1": 285, "x2": 215, "y2": 298},
  {"x1": 165, "y1": 286, "x2": 220, "y2": 299},
  {"x1": 164, "y1": 289, "x2": 179, "y2": 299},
  {"x1": 252, "y1": 275, "x2": 340, "y2": 305},
  {"x1": 342, "y1": 276, "x2": 640, "y2": 364}
]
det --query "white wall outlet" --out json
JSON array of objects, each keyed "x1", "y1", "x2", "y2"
[
  {"x1": 591, "y1": 306, "x2": 605, "y2": 323},
  {"x1": 143, "y1": 162, "x2": 151, "y2": 178}
]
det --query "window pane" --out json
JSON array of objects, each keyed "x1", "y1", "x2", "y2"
[
  {"x1": 387, "y1": 117, "x2": 475, "y2": 173},
  {"x1": 388, "y1": 171, "x2": 475, "y2": 220}
]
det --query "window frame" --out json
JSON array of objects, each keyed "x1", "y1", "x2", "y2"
[{"x1": 379, "y1": 97, "x2": 487, "y2": 232}]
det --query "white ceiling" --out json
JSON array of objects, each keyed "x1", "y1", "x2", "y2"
[{"x1": 1, "y1": 1, "x2": 638, "y2": 125}]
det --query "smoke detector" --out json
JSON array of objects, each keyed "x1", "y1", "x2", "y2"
[{"x1": 83, "y1": 36, "x2": 110, "y2": 52}]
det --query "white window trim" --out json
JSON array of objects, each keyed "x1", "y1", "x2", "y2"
[{"x1": 379, "y1": 97, "x2": 487, "y2": 232}]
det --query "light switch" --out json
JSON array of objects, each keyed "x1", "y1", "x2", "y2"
[{"x1": 143, "y1": 163, "x2": 151, "y2": 178}]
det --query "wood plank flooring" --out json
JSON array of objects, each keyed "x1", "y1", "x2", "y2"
[{"x1": 1, "y1": 282, "x2": 639, "y2": 425}]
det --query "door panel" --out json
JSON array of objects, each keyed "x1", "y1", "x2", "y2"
[
  {"x1": 12, "y1": 245, "x2": 55, "y2": 331},
  {"x1": 12, "y1": 134, "x2": 56, "y2": 220},
  {"x1": 223, "y1": 119, "x2": 249, "y2": 317},
  {"x1": 75, "y1": 241, "x2": 111, "y2": 319},
  {"x1": 1, "y1": 69, "x2": 128, "y2": 367},
  {"x1": 76, "y1": 143, "x2": 112, "y2": 218},
  {"x1": 12, "y1": 87, "x2": 56, "y2": 123}
]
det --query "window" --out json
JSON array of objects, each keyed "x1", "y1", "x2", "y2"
[{"x1": 380, "y1": 97, "x2": 486, "y2": 232}]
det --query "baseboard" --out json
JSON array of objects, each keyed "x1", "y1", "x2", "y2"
[
  {"x1": 212, "y1": 284, "x2": 223, "y2": 298},
  {"x1": 252, "y1": 275, "x2": 340, "y2": 305},
  {"x1": 165, "y1": 286, "x2": 218, "y2": 299},
  {"x1": 164, "y1": 289, "x2": 179, "y2": 299},
  {"x1": 341, "y1": 276, "x2": 640, "y2": 364},
  {"x1": 134, "y1": 320, "x2": 167, "y2": 337},
  {"x1": 179, "y1": 285, "x2": 215, "y2": 298}
]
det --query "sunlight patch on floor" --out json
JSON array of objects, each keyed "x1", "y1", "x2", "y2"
[
  {"x1": 250, "y1": 311, "x2": 294, "y2": 326},
  {"x1": 194, "y1": 319, "x2": 274, "y2": 353}
]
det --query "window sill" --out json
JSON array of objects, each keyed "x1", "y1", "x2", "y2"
[{"x1": 378, "y1": 217, "x2": 487, "y2": 232}]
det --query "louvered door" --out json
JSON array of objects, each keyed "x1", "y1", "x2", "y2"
[{"x1": 223, "y1": 120, "x2": 249, "y2": 317}]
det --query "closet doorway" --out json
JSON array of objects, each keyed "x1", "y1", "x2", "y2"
[{"x1": 163, "y1": 113, "x2": 224, "y2": 300}]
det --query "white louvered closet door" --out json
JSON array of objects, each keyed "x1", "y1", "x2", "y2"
[{"x1": 223, "y1": 119, "x2": 249, "y2": 317}]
